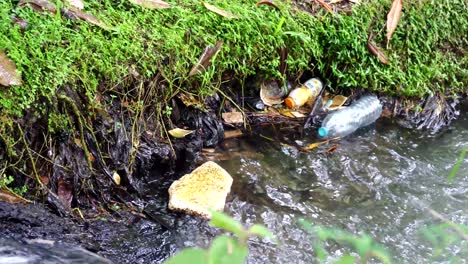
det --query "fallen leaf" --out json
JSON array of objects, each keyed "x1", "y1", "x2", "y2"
[
  {"x1": 177, "y1": 93, "x2": 204, "y2": 110},
  {"x1": 291, "y1": 111, "x2": 306, "y2": 118},
  {"x1": 328, "y1": 95, "x2": 348, "y2": 110},
  {"x1": 40, "y1": 175, "x2": 49, "y2": 185},
  {"x1": 66, "y1": 7, "x2": 108, "y2": 29},
  {"x1": 128, "y1": 0, "x2": 171, "y2": 9},
  {"x1": 315, "y1": 0, "x2": 334, "y2": 13},
  {"x1": 277, "y1": 108, "x2": 296, "y2": 118},
  {"x1": 67, "y1": 0, "x2": 84, "y2": 9},
  {"x1": 112, "y1": 171, "x2": 121, "y2": 185},
  {"x1": 367, "y1": 33, "x2": 389, "y2": 64},
  {"x1": 202, "y1": 2, "x2": 239, "y2": 19},
  {"x1": 0, "y1": 189, "x2": 25, "y2": 203},
  {"x1": 57, "y1": 178, "x2": 73, "y2": 210},
  {"x1": 222, "y1": 112, "x2": 244, "y2": 124},
  {"x1": 188, "y1": 41, "x2": 223, "y2": 77},
  {"x1": 256, "y1": 0, "x2": 281, "y2": 11},
  {"x1": 168, "y1": 128, "x2": 194, "y2": 138},
  {"x1": 224, "y1": 129, "x2": 243, "y2": 139},
  {"x1": 324, "y1": 144, "x2": 338, "y2": 154},
  {"x1": 18, "y1": 0, "x2": 57, "y2": 13},
  {"x1": 386, "y1": 0, "x2": 403, "y2": 45},
  {"x1": 0, "y1": 51, "x2": 22, "y2": 86},
  {"x1": 11, "y1": 17, "x2": 28, "y2": 30},
  {"x1": 302, "y1": 137, "x2": 339, "y2": 151}
]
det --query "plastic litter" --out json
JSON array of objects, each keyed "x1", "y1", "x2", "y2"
[
  {"x1": 284, "y1": 78, "x2": 323, "y2": 109},
  {"x1": 318, "y1": 95, "x2": 382, "y2": 138}
]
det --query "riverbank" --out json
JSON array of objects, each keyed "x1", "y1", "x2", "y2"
[{"x1": 0, "y1": 0, "x2": 467, "y2": 211}]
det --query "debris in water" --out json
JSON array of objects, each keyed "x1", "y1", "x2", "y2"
[
  {"x1": 168, "y1": 161, "x2": 233, "y2": 218},
  {"x1": 302, "y1": 137, "x2": 339, "y2": 152}
]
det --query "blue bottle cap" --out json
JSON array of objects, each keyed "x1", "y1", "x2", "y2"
[{"x1": 318, "y1": 127, "x2": 328, "y2": 137}]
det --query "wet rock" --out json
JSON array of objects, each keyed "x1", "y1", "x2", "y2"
[{"x1": 168, "y1": 161, "x2": 233, "y2": 218}]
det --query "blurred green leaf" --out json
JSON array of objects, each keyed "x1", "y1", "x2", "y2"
[
  {"x1": 163, "y1": 249, "x2": 207, "y2": 264},
  {"x1": 209, "y1": 211, "x2": 245, "y2": 237},
  {"x1": 248, "y1": 224, "x2": 274, "y2": 240},
  {"x1": 448, "y1": 147, "x2": 467, "y2": 182},
  {"x1": 209, "y1": 235, "x2": 248, "y2": 264},
  {"x1": 334, "y1": 255, "x2": 356, "y2": 264}
]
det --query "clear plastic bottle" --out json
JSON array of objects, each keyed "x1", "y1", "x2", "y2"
[
  {"x1": 318, "y1": 95, "x2": 382, "y2": 138},
  {"x1": 284, "y1": 78, "x2": 323, "y2": 109}
]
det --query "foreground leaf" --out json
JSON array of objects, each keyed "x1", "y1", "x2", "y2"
[
  {"x1": 386, "y1": 0, "x2": 403, "y2": 44},
  {"x1": 168, "y1": 128, "x2": 194, "y2": 138},
  {"x1": 202, "y1": 2, "x2": 239, "y2": 19},
  {"x1": 18, "y1": 0, "x2": 57, "y2": 13},
  {"x1": 163, "y1": 249, "x2": 207, "y2": 264},
  {"x1": 209, "y1": 211, "x2": 244, "y2": 237},
  {"x1": 248, "y1": 224, "x2": 274, "y2": 239},
  {"x1": 209, "y1": 235, "x2": 248, "y2": 264},
  {"x1": 67, "y1": 8, "x2": 107, "y2": 28},
  {"x1": 128, "y1": 0, "x2": 171, "y2": 9},
  {"x1": 0, "y1": 51, "x2": 22, "y2": 86},
  {"x1": 367, "y1": 33, "x2": 389, "y2": 64},
  {"x1": 188, "y1": 41, "x2": 223, "y2": 77}
]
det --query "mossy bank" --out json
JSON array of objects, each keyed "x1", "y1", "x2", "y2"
[{"x1": 0, "y1": 0, "x2": 466, "y2": 209}]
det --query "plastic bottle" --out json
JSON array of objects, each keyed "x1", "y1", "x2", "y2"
[
  {"x1": 284, "y1": 78, "x2": 323, "y2": 109},
  {"x1": 318, "y1": 95, "x2": 382, "y2": 138}
]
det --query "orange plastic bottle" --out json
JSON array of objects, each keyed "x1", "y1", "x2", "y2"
[{"x1": 284, "y1": 78, "x2": 323, "y2": 109}]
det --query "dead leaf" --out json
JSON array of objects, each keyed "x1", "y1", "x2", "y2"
[
  {"x1": 18, "y1": 0, "x2": 57, "y2": 13},
  {"x1": 66, "y1": 7, "x2": 107, "y2": 29},
  {"x1": 11, "y1": 17, "x2": 28, "y2": 30},
  {"x1": 367, "y1": 33, "x2": 389, "y2": 64},
  {"x1": 168, "y1": 128, "x2": 194, "y2": 138},
  {"x1": 128, "y1": 0, "x2": 171, "y2": 9},
  {"x1": 302, "y1": 137, "x2": 339, "y2": 151},
  {"x1": 57, "y1": 178, "x2": 73, "y2": 210},
  {"x1": 0, "y1": 189, "x2": 25, "y2": 203},
  {"x1": 291, "y1": 111, "x2": 306, "y2": 118},
  {"x1": 328, "y1": 95, "x2": 348, "y2": 110},
  {"x1": 224, "y1": 129, "x2": 243, "y2": 139},
  {"x1": 40, "y1": 175, "x2": 49, "y2": 185},
  {"x1": 256, "y1": 0, "x2": 281, "y2": 11},
  {"x1": 386, "y1": 0, "x2": 403, "y2": 45},
  {"x1": 315, "y1": 0, "x2": 334, "y2": 13},
  {"x1": 222, "y1": 112, "x2": 244, "y2": 124},
  {"x1": 203, "y1": 2, "x2": 239, "y2": 19},
  {"x1": 67, "y1": 0, "x2": 84, "y2": 9},
  {"x1": 112, "y1": 171, "x2": 121, "y2": 185},
  {"x1": 277, "y1": 108, "x2": 296, "y2": 118},
  {"x1": 0, "y1": 51, "x2": 22, "y2": 86},
  {"x1": 324, "y1": 144, "x2": 338, "y2": 154},
  {"x1": 188, "y1": 41, "x2": 223, "y2": 77}
]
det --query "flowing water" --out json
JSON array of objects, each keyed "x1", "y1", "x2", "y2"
[
  {"x1": 160, "y1": 101, "x2": 468, "y2": 264},
  {"x1": 2, "y1": 103, "x2": 467, "y2": 264}
]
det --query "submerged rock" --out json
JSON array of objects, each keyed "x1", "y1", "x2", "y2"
[{"x1": 168, "y1": 161, "x2": 233, "y2": 218}]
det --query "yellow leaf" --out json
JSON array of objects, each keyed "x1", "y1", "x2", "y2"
[
  {"x1": 302, "y1": 137, "x2": 339, "y2": 151},
  {"x1": 112, "y1": 171, "x2": 121, "y2": 185},
  {"x1": 168, "y1": 128, "x2": 194, "y2": 138},
  {"x1": 202, "y1": 2, "x2": 239, "y2": 19}
]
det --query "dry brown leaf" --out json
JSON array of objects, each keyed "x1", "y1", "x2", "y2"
[
  {"x1": 256, "y1": 0, "x2": 281, "y2": 10},
  {"x1": 315, "y1": 0, "x2": 334, "y2": 13},
  {"x1": 222, "y1": 112, "x2": 244, "y2": 124},
  {"x1": 0, "y1": 51, "x2": 22, "y2": 86},
  {"x1": 367, "y1": 33, "x2": 389, "y2": 64},
  {"x1": 57, "y1": 178, "x2": 73, "y2": 210},
  {"x1": 0, "y1": 189, "x2": 25, "y2": 203},
  {"x1": 203, "y1": 2, "x2": 239, "y2": 19},
  {"x1": 168, "y1": 128, "x2": 194, "y2": 138},
  {"x1": 302, "y1": 137, "x2": 339, "y2": 151},
  {"x1": 224, "y1": 129, "x2": 243, "y2": 139},
  {"x1": 67, "y1": 0, "x2": 84, "y2": 9},
  {"x1": 386, "y1": 0, "x2": 403, "y2": 44},
  {"x1": 324, "y1": 144, "x2": 338, "y2": 154},
  {"x1": 328, "y1": 95, "x2": 348, "y2": 110},
  {"x1": 18, "y1": 0, "x2": 57, "y2": 13},
  {"x1": 67, "y1": 8, "x2": 107, "y2": 28},
  {"x1": 128, "y1": 0, "x2": 171, "y2": 9},
  {"x1": 188, "y1": 41, "x2": 223, "y2": 77}
]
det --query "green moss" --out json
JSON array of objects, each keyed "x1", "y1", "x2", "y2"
[{"x1": 0, "y1": 0, "x2": 466, "y2": 117}]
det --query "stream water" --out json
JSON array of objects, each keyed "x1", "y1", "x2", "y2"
[
  {"x1": 93, "y1": 101, "x2": 467, "y2": 263},
  {"x1": 1, "y1": 102, "x2": 467, "y2": 264}
]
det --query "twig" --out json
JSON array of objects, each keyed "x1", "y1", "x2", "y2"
[{"x1": 17, "y1": 124, "x2": 43, "y2": 188}]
